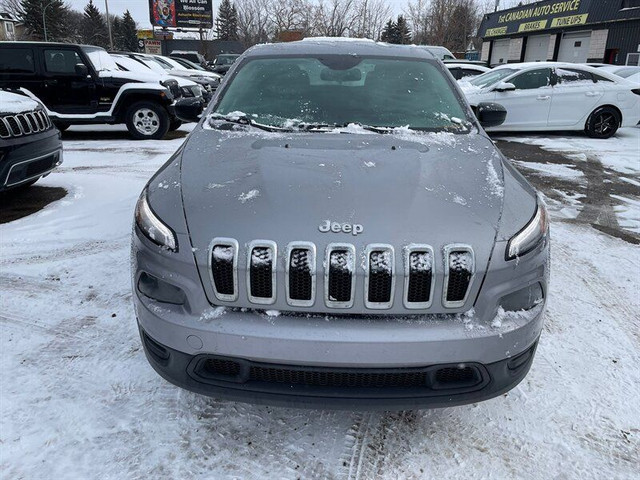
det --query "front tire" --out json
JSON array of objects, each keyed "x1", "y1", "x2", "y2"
[
  {"x1": 585, "y1": 107, "x2": 620, "y2": 139},
  {"x1": 125, "y1": 101, "x2": 170, "y2": 140}
]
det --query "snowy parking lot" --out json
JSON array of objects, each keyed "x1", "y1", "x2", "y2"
[{"x1": 1, "y1": 125, "x2": 639, "y2": 479}]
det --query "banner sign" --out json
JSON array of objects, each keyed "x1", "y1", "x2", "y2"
[
  {"x1": 480, "y1": 0, "x2": 591, "y2": 37},
  {"x1": 149, "y1": 0, "x2": 213, "y2": 29}
]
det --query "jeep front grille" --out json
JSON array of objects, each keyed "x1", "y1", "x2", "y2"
[
  {"x1": 325, "y1": 244, "x2": 356, "y2": 308},
  {"x1": 210, "y1": 238, "x2": 238, "y2": 301},
  {"x1": 404, "y1": 245, "x2": 434, "y2": 309},
  {"x1": 0, "y1": 110, "x2": 52, "y2": 139},
  {"x1": 209, "y1": 240, "x2": 475, "y2": 310},
  {"x1": 247, "y1": 241, "x2": 277, "y2": 304},
  {"x1": 365, "y1": 245, "x2": 394, "y2": 309},
  {"x1": 443, "y1": 245, "x2": 475, "y2": 308},
  {"x1": 286, "y1": 242, "x2": 316, "y2": 307}
]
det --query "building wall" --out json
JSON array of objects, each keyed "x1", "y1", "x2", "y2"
[
  {"x1": 508, "y1": 37, "x2": 523, "y2": 62},
  {"x1": 587, "y1": 29, "x2": 609, "y2": 62},
  {"x1": 606, "y1": 20, "x2": 640, "y2": 64},
  {"x1": 481, "y1": 41, "x2": 491, "y2": 62},
  {"x1": 547, "y1": 34, "x2": 557, "y2": 60}
]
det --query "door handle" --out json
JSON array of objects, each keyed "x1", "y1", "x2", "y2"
[
  {"x1": 537, "y1": 95, "x2": 550, "y2": 100},
  {"x1": 585, "y1": 92, "x2": 600, "y2": 97},
  {"x1": 45, "y1": 79, "x2": 58, "y2": 86}
]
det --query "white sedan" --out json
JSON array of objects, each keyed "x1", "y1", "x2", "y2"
[{"x1": 460, "y1": 62, "x2": 640, "y2": 138}]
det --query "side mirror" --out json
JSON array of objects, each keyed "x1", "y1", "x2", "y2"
[
  {"x1": 494, "y1": 82, "x2": 516, "y2": 92},
  {"x1": 175, "y1": 97, "x2": 204, "y2": 123},
  {"x1": 75, "y1": 63, "x2": 89, "y2": 76},
  {"x1": 476, "y1": 102, "x2": 507, "y2": 128}
]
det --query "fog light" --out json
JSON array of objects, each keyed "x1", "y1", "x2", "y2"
[
  {"x1": 138, "y1": 272, "x2": 186, "y2": 305},
  {"x1": 499, "y1": 283, "x2": 543, "y2": 312}
]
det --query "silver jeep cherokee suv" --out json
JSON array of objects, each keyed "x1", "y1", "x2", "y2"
[{"x1": 132, "y1": 39, "x2": 549, "y2": 409}]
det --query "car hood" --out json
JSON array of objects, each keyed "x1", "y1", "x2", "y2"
[
  {"x1": 0, "y1": 90, "x2": 42, "y2": 114},
  {"x1": 179, "y1": 126, "x2": 507, "y2": 310},
  {"x1": 98, "y1": 69, "x2": 196, "y2": 87}
]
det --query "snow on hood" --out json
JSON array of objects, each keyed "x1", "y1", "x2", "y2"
[
  {"x1": 178, "y1": 128, "x2": 507, "y2": 308},
  {"x1": 98, "y1": 70, "x2": 196, "y2": 87},
  {"x1": 0, "y1": 90, "x2": 42, "y2": 114}
]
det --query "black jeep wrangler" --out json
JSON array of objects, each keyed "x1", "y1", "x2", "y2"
[{"x1": 0, "y1": 42, "x2": 197, "y2": 140}]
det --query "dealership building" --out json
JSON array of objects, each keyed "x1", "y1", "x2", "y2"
[{"x1": 478, "y1": 0, "x2": 640, "y2": 66}]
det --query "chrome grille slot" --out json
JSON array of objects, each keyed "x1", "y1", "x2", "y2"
[
  {"x1": 286, "y1": 242, "x2": 316, "y2": 307},
  {"x1": 443, "y1": 245, "x2": 475, "y2": 308},
  {"x1": 247, "y1": 240, "x2": 277, "y2": 304},
  {"x1": 209, "y1": 237, "x2": 238, "y2": 302},
  {"x1": 0, "y1": 110, "x2": 52, "y2": 139},
  {"x1": 325, "y1": 243, "x2": 356, "y2": 308},
  {"x1": 365, "y1": 244, "x2": 395, "y2": 309},
  {"x1": 404, "y1": 245, "x2": 434, "y2": 309}
]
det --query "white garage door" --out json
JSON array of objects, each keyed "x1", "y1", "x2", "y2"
[
  {"x1": 557, "y1": 31, "x2": 592, "y2": 63},
  {"x1": 490, "y1": 39, "x2": 511, "y2": 66},
  {"x1": 524, "y1": 35, "x2": 550, "y2": 62}
]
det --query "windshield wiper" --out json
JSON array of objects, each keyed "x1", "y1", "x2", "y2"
[
  {"x1": 209, "y1": 113, "x2": 291, "y2": 132},
  {"x1": 296, "y1": 122, "x2": 393, "y2": 134}
]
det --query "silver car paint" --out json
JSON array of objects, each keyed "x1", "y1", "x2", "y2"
[{"x1": 132, "y1": 40, "x2": 547, "y2": 387}]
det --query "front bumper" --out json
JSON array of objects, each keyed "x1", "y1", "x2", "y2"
[
  {"x1": 0, "y1": 128, "x2": 62, "y2": 191},
  {"x1": 139, "y1": 323, "x2": 539, "y2": 410}
]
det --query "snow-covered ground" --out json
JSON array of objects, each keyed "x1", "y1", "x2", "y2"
[{"x1": 1, "y1": 125, "x2": 639, "y2": 479}]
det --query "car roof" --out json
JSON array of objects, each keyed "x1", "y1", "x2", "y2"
[
  {"x1": 446, "y1": 63, "x2": 488, "y2": 70},
  {"x1": 493, "y1": 61, "x2": 603, "y2": 71},
  {"x1": 0, "y1": 41, "x2": 101, "y2": 49},
  {"x1": 245, "y1": 38, "x2": 437, "y2": 60}
]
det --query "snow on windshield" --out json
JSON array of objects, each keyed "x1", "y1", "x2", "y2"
[
  {"x1": 469, "y1": 68, "x2": 517, "y2": 88},
  {"x1": 210, "y1": 56, "x2": 473, "y2": 132},
  {"x1": 83, "y1": 47, "x2": 119, "y2": 72}
]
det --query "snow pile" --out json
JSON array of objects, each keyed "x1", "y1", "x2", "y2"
[
  {"x1": 212, "y1": 245, "x2": 234, "y2": 262},
  {"x1": 238, "y1": 189, "x2": 260, "y2": 203}
]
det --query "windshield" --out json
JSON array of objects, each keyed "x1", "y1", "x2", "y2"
[
  {"x1": 82, "y1": 47, "x2": 119, "y2": 72},
  {"x1": 175, "y1": 58, "x2": 205, "y2": 71},
  {"x1": 469, "y1": 68, "x2": 517, "y2": 88},
  {"x1": 215, "y1": 55, "x2": 239, "y2": 65},
  {"x1": 154, "y1": 56, "x2": 184, "y2": 70},
  {"x1": 213, "y1": 56, "x2": 471, "y2": 132},
  {"x1": 113, "y1": 56, "x2": 151, "y2": 73}
]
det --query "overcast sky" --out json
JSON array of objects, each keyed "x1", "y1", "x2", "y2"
[{"x1": 64, "y1": 0, "x2": 530, "y2": 31}]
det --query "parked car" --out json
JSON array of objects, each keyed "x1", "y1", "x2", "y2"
[
  {"x1": 117, "y1": 52, "x2": 221, "y2": 97},
  {"x1": 209, "y1": 53, "x2": 240, "y2": 75},
  {"x1": 418, "y1": 45, "x2": 456, "y2": 61},
  {"x1": 0, "y1": 42, "x2": 191, "y2": 140},
  {"x1": 460, "y1": 62, "x2": 640, "y2": 138},
  {"x1": 0, "y1": 90, "x2": 62, "y2": 192},
  {"x1": 111, "y1": 53, "x2": 210, "y2": 104},
  {"x1": 169, "y1": 50, "x2": 208, "y2": 69},
  {"x1": 132, "y1": 39, "x2": 549, "y2": 410},
  {"x1": 446, "y1": 63, "x2": 490, "y2": 80},
  {"x1": 597, "y1": 65, "x2": 640, "y2": 80}
]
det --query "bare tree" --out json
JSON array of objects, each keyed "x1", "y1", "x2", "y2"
[
  {"x1": 311, "y1": 0, "x2": 358, "y2": 37},
  {"x1": 351, "y1": 0, "x2": 390, "y2": 39},
  {"x1": 236, "y1": 0, "x2": 272, "y2": 46}
]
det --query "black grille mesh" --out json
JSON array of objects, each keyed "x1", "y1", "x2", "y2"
[
  {"x1": 368, "y1": 250, "x2": 392, "y2": 303},
  {"x1": 201, "y1": 357, "x2": 484, "y2": 390},
  {"x1": 249, "y1": 366, "x2": 427, "y2": 388},
  {"x1": 0, "y1": 120, "x2": 9, "y2": 138},
  {"x1": 5, "y1": 116, "x2": 20, "y2": 135},
  {"x1": 211, "y1": 245, "x2": 235, "y2": 296},
  {"x1": 250, "y1": 247, "x2": 273, "y2": 299},
  {"x1": 407, "y1": 251, "x2": 432, "y2": 303},
  {"x1": 289, "y1": 248, "x2": 312, "y2": 301},
  {"x1": 328, "y1": 250, "x2": 352, "y2": 303},
  {"x1": 447, "y1": 251, "x2": 473, "y2": 302}
]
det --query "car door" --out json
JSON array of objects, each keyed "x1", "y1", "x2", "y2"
[
  {"x1": 493, "y1": 68, "x2": 553, "y2": 129},
  {"x1": 39, "y1": 47, "x2": 97, "y2": 114},
  {"x1": 548, "y1": 67, "x2": 605, "y2": 127}
]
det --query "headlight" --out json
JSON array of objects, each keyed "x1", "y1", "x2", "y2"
[
  {"x1": 506, "y1": 199, "x2": 548, "y2": 260},
  {"x1": 135, "y1": 190, "x2": 177, "y2": 251},
  {"x1": 180, "y1": 86, "x2": 195, "y2": 97}
]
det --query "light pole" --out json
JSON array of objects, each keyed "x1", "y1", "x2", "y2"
[
  {"x1": 104, "y1": 0, "x2": 114, "y2": 50},
  {"x1": 42, "y1": 0, "x2": 57, "y2": 42}
]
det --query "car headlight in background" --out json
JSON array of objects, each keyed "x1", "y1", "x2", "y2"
[
  {"x1": 506, "y1": 199, "x2": 549, "y2": 260},
  {"x1": 135, "y1": 190, "x2": 177, "y2": 251}
]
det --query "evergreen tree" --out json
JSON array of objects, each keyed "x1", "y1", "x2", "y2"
[
  {"x1": 395, "y1": 15, "x2": 411, "y2": 45},
  {"x1": 119, "y1": 10, "x2": 138, "y2": 51},
  {"x1": 81, "y1": 0, "x2": 108, "y2": 48},
  {"x1": 380, "y1": 19, "x2": 395, "y2": 43},
  {"x1": 111, "y1": 15, "x2": 122, "y2": 49},
  {"x1": 20, "y1": 0, "x2": 69, "y2": 41},
  {"x1": 215, "y1": 0, "x2": 238, "y2": 41}
]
